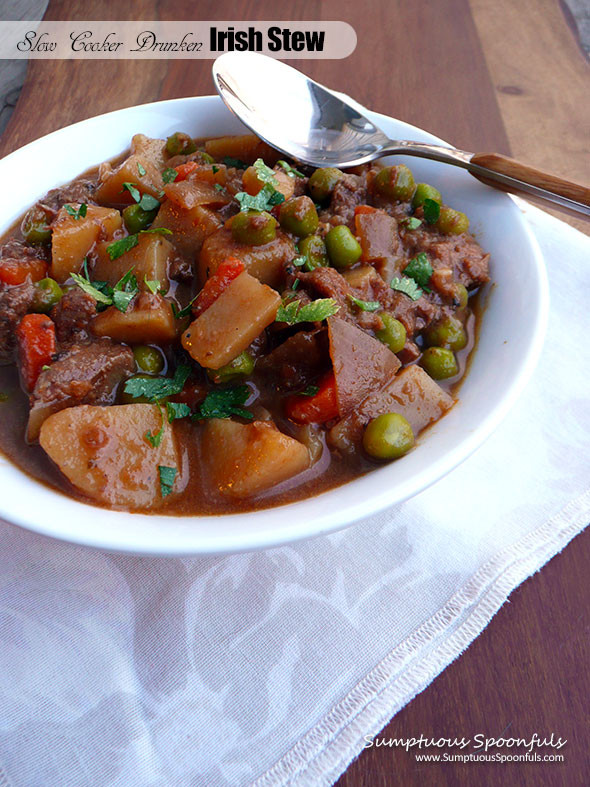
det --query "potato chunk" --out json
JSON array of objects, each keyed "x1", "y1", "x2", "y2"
[
  {"x1": 151, "y1": 201, "x2": 222, "y2": 259},
  {"x1": 39, "y1": 404, "x2": 182, "y2": 509},
  {"x1": 204, "y1": 134, "x2": 279, "y2": 165},
  {"x1": 92, "y1": 233, "x2": 175, "y2": 290},
  {"x1": 328, "y1": 365, "x2": 454, "y2": 454},
  {"x1": 92, "y1": 293, "x2": 176, "y2": 344},
  {"x1": 95, "y1": 135, "x2": 166, "y2": 204},
  {"x1": 202, "y1": 419, "x2": 309, "y2": 498},
  {"x1": 199, "y1": 227, "x2": 296, "y2": 288},
  {"x1": 182, "y1": 271, "x2": 280, "y2": 369},
  {"x1": 51, "y1": 204, "x2": 122, "y2": 282}
]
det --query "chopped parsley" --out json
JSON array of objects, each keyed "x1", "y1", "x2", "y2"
[
  {"x1": 193, "y1": 385, "x2": 253, "y2": 420},
  {"x1": 222, "y1": 156, "x2": 247, "y2": 169},
  {"x1": 111, "y1": 269, "x2": 139, "y2": 313},
  {"x1": 402, "y1": 216, "x2": 422, "y2": 230},
  {"x1": 235, "y1": 185, "x2": 284, "y2": 212},
  {"x1": 277, "y1": 160, "x2": 304, "y2": 178},
  {"x1": 299, "y1": 385, "x2": 319, "y2": 397},
  {"x1": 122, "y1": 181, "x2": 160, "y2": 212},
  {"x1": 69, "y1": 272, "x2": 113, "y2": 305},
  {"x1": 403, "y1": 252, "x2": 433, "y2": 291},
  {"x1": 423, "y1": 198, "x2": 441, "y2": 224},
  {"x1": 171, "y1": 293, "x2": 198, "y2": 320},
  {"x1": 213, "y1": 183, "x2": 225, "y2": 192},
  {"x1": 276, "y1": 298, "x2": 340, "y2": 325},
  {"x1": 107, "y1": 227, "x2": 172, "y2": 260},
  {"x1": 252, "y1": 158, "x2": 277, "y2": 186},
  {"x1": 145, "y1": 404, "x2": 165, "y2": 447},
  {"x1": 65, "y1": 203, "x2": 88, "y2": 220},
  {"x1": 166, "y1": 401, "x2": 191, "y2": 423},
  {"x1": 123, "y1": 364, "x2": 191, "y2": 403},
  {"x1": 291, "y1": 278, "x2": 300, "y2": 291},
  {"x1": 212, "y1": 165, "x2": 219, "y2": 174},
  {"x1": 137, "y1": 162, "x2": 147, "y2": 177},
  {"x1": 390, "y1": 277, "x2": 423, "y2": 301},
  {"x1": 162, "y1": 167, "x2": 178, "y2": 184},
  {"x1": 144, "y1": 277, "x2": 161, "y2": 295},
  {"x1": 348, "y1": 294, "x2": 381, "y2": 312},
  {"x1": 70, "y1": 267, "x2": 139, "y2": 312},
  {"x1": 158, "y1": 465, "x2": 177, "y2": 498}
]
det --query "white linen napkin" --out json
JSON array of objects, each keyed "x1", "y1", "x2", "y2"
[{"x1": 0, "y1": 204, "x2": 588, "y2": 787}]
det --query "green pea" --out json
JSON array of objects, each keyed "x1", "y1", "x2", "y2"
[
  {"x1": 374, "y1": 165, "x2": 416, "y2": 201},
  {"x1": 453, "y1": 283, "x2": 469, "y2": 309},
  {"x1": 412, "y1": 183, "x2": 442, "y2": 208},
  {"x1": 123, "y1": 203, "x2": 157, "y2": 234},
  {"x1": 207, "y1": 351, "x2": 255, "y2": 383},
  {"x1": 376, "y1": 313, "x2": 407, "y2": 353},
  {"x1": 298, "y1": 234, "x2": 328, "y2": 270},
  {"x1": 423, "y1": 315, "x2": 467, "y2": 351},
  {"x1": 32, "y1": 278, "x2": 63, "y2": 314},
  {"x1": 21, "y1": 209, "x2": 52, "y2": 245},
  {"x1": 165, "y1": 132, "x2": 197, "y2": 156},
  {"x1": 199, "y1": 150, "x2": 215, "y2": 164},
  {"x1": 325, "y1": 225, "x2": 362, "y2": 269},
  {"x1": 420, "y1": 347, "x2": 458, "y2": 379},
  {"x1": 437, "y1": 207, "x2": 469, "y2": 235},
  {"x1": 133, "y1": 345, "x2": 165, "y2": 375},
  {"x1": 308, "y1": 167, "x2": 343, "y2": 203},
  {"x1": 363, "y1": 413, "x2": 415, "y2": 460},
  {"x1": 279, "y1": 196, "x2": 319, "y2": 237},
  {"x1": 231, "y1": 210, "x2": 277, "y2": 246},
  {"x1": 118, "y1": 373, "x2": 166, "y2": 404}
]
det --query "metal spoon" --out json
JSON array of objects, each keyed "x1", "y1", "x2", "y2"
[{"x1": 212, "y1": 52, "x2": 590, "y2": 218}]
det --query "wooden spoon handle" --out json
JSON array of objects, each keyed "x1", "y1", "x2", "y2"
[{"x1": 470, "y1": 152, "x2": 590, "y2": 217}]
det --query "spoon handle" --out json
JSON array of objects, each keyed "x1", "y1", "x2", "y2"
[
  {"x1": 384, "y1": 142, "x2": 590, "y2": 217},
  {"x1": 469, "y1": 152, "x2": 590, "y2": 218}
]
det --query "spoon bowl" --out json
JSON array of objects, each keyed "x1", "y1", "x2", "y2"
[{"x1": 212, "y1": 52, "x2": 590, "y2": 217}]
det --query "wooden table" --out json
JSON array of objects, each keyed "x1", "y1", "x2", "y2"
[{"x1": 1, "y1": 1, "x2": 588, "y2": 784}]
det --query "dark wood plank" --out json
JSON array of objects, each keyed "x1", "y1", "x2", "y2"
[{"x1": 0, "y1": 0, "x2": 510, "y2": 157}]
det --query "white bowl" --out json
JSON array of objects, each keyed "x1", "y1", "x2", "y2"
[{"x1": 0, "y1": 96, "x2": 548, "y2": 555}]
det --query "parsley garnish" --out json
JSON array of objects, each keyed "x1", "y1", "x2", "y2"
[
  {"x1": 213, "y1": 183, "x2": 225, "y2": 192},
  {"x1": 423, "y1": 199, "x2": 441, "y2": 224},
  {"x1": 69, "y1": 273, "x2": 113, "y2": 305},
  {"x1": 253, "y1": 158, "x2": 277, "y2": 186},
  {"x1": 403, "y1": 252, "x2": 433, "y2": 291},
  {"x1": 137, "y1": 163, "x2": 147, "y2": 177},
  {"x1": 348, "y1": 295, "x2": 381, "y2": 312},
  {"x1": 171, "y1": 293, "x2": 198, "y2": 320},
  {"x1": 402, "y1": 216, "x2": 422, "y2": 230},
  {"x1": 122, "y1": 182, "x2": 141, "y2": 202},
  {"x1": 144, "y1": 277, "x2": 161, "y2": 294},
  {"x1": 162, "y1": 167, "x2": 178, "y2": 184},
  {"x1": 65, "y1": 203, "x2": 87, "y2": 221},
  {"x1": 166, "y1": 401, "x2": 191, "y2": 422},
  {"x1": 70, "y1": 267, "x2": 138, "y2": 312},
  {"x1": 194, "y1": 385, "x2": 253, "y2": 420},
  {"x1": 145, "y1": 404, "x2": 165, "y2": 447},
  {"x1": 212, "y1": 165, "x2": 219, "y2": 174},
  {"x1": 122, "y1": 181, "x2": 160, "y2": 212},
  {"x1": 223, "y1": 156, "x2": 247, "y2": 169},
  {"x1": 292, "y1": 279, "x2": 300, "y2": 290},
  {"x1": 106, "y1": 228, "x2": 172, "y2": 260},
  {"x1": 158, "y1": 465, "x2": 177, "y2": 497},
  {"x1": 390, "y1": 277, "x2": 423, "y2": 301},
  {"x1": 277, "y1": 160, "x2": 304, "y2": 178},
  {"x1": 299, "y1": 385, "x2": 319, "y2": 397},
  {"x1": 123, "y1": 364, "x2": 191, "y2": 402},
  {"x1": 276, "y1": 298, "x2": 340, "y2": 325},
  {"x1": 111, "y1": 269, "x2": 139, "y2": 313},
  {"x1": 235, "y1": 186, "x2": 284, "y2": 212}
]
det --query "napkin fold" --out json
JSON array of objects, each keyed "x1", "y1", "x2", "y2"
[{"x1": 0, "y1": 205, "x2": 588, "y2": 787}]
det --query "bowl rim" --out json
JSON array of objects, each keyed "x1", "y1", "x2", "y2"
[{"x1": 0, "y1": 95, "x2": 549, "y2": 555}]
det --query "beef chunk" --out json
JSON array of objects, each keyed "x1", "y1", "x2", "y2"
[
  {"x1": 0, "y1": 238, "x2": 49, "y2": 263},
  {"x1": 27, "y1": 339, "x2": 134, "y2": 441},
  {"x1": 258, "y1": 330, "x2": 328, "y2": 390},
  {"x1": 298, "y1": 267, "x2": 383, "y2": 333},
  {"x1": 51, "y1": 288, "x2": 97, "y2": 343},
  {"x1": 40, "y1": 179, "x2": 96, "y2": 213},
  {"x1": 0, "y1": 282, "x2": 35, "y2": 364},
  {"x1": 326, "y1": 173, "x2": 367, "y2": 227},
  {"x1": 168, "y1": 254, "x2": 193, "y2": 283},
  {"x1": 401, "y1": 228, "x2": 490, "y2": 289}
]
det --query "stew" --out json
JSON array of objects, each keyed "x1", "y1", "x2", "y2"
[{"x1": 0, "y1": 131, "x2": 490, "y2": 514}]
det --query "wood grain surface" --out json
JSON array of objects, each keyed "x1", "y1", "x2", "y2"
[{"x1": 1, "y1": 1, "x2": 588, "y2": 785}]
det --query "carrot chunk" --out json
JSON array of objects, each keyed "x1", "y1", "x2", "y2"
[
  {"x1": 16, "y1": 314, "x2": 56, "y2": 391},
  {"x1": 192, "y1": 257, "x2": 245, "y2": 317},
  {"x1": 174, "y1": 161, "x2": 200, "y2": 181},
  {"x1": 0, "y1": 258, "x2": 47, "y2": 285},
  {"x1": 284, "y1": 372, "x2": 339, "y2": 424}
]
